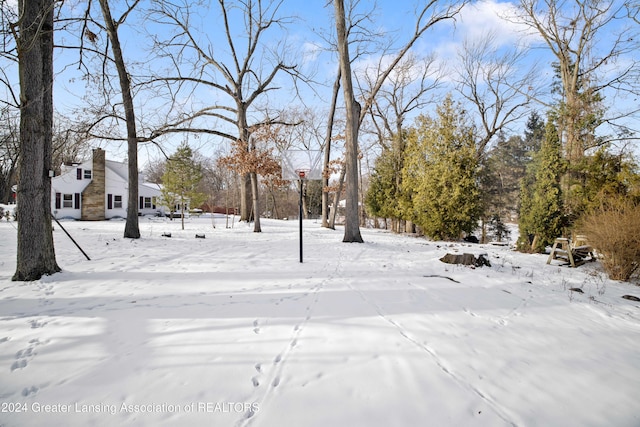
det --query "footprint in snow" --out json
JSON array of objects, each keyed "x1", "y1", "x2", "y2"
[
  {"x1": 11, "y1": 359, "x2": 27, "y2": 371},
  {"x1": 30, "y1": 319, "x2": 47, "y2": 329},
  {"x1": 463, "y1": 308, "x2": 478, "y2": 317},
  {"x1": 22, "y1": 386, "x2": 38, "y2": 396}
]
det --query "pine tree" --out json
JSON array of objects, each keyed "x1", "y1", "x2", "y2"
[
  {"x1": 365, "y1": 141, "x2": 409, "y2": 231},
  {"x1": 517, "y1": 120, "x2": 566, "y2": 252},
  {"x1": 403, "y1": 96, "x2": 481, "y2": 240},
  {"x1": 481, "y1": 112, "x2": 545, "y2": 227},
  {"x1": 160, "y1": 143, "x2": 205, "y2": 230},
  {"x1": 580, "y1": 148, "x2": 640, "y2": 210},
  {"x1": 523, "y1": 111, "x2": 545, "y2": 155}
]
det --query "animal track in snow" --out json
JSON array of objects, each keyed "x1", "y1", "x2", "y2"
[
  {"x1": 11, "y1": 339, "x2": 45, "y2": 372},
  {"x1": 11, "y1": 359, "x2": 27, "y2": 371},
  {"x1": 30, "y1": 319, "x2": 47, "y2": 329},
  {"x1": 22, "y1": 386, "x2": 38, "y2": 396}
]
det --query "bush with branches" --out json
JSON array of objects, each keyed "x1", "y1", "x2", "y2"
[{"x1": 579, "y1": 199, "x2": 640, "y2": 281}]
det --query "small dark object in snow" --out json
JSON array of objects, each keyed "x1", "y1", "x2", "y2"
[
  {"x1": 622, "y1": 295, "x2": 640, "y2": 302},
  {"x1": 569, "y1": 287, "x2": 584, "y2": 293},
  {"x1": 195, "y1": 233, "x2": 206, "y2": 239},
  {"x1": 440, "y1": 253, "x2": 491, "y2": 268},
  {"x1": 162, "y1": 232, "x2": 172, "y2": 238},
  {"x1": 424, "y1": 274, "x2": 460, "y2": 283},
  {"x1": 463, "y1": 235, "x2": 479, "y2": 244}
]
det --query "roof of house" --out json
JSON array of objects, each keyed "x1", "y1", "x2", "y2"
[{"x1": 106, "y1": 160, "x2": 128, "y2": 181}]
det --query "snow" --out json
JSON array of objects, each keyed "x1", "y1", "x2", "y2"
[{"x1": 1, "y1": 211, "x2": 639, "y2": 427}]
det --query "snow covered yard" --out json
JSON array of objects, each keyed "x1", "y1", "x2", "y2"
[{"x1": 0, "y1": 216, "x2": 639, "y2": 427}]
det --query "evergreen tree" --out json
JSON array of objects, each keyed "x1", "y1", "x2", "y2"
[
  {"x1": 517, "y1": 120, "x2": 566, "y2": 252},
  {"x1": 481, "y1": 133, "x2": 522, "y2": 225},
  {"x1": 402, "y1": 96, "x2": 481, "y2": 240},
  {"x1": 580, "y1": 148, "x2": 640, "y2": 209},
  {"x1": 160, "y1": 143, "x2": 206, "y2": 230},
  {"x1": 481, "y1": 112, "x2": 546, "y2": 235},
  {"x1": 365, "y1": 141, "x2": 409, "y2": 231},
  {"x1": 523, "y1": 111, "x2": 545, "y2": 155}
]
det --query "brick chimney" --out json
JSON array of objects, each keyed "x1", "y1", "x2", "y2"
[{"x1": 81, "y1": 148, "x2": 106, "y2": 220}]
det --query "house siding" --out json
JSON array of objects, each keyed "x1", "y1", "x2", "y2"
[{"x1": 51, "y1": 149, "x2": 164, "y2": 220}]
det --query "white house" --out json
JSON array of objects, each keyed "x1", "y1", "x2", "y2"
[{"x1": 51, "y1": 148, "x2": 165, "y2": 220}]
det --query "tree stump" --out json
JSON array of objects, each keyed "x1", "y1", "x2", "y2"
[{"x1": 440, "y1": 253, "x2": 491, "y2": 267}]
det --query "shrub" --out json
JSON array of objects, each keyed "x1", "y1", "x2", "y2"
[{"x1": 579, "y1": 199, "x2": 640, "y2": 281}]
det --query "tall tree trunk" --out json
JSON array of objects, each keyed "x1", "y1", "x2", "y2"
[
  {"x1": 322, "y1": 69, "x2": 341, "y2": 228},
  {"x1": 328, "y1": 166, "x2": 345, "y2": 229},
  {"x1": 250, "y1": 172, "x2": 261, "y2": 232},
  {"x1": 13, "y1": 0, "x2": 61, "y2": 281},
  {"x1": 99, "y1": 0, "x2": 140, "y2": 238},
  {"x1": 240, "y1": 173, "x2": 251, "y2": 221},
  {"x1": 238, "y1": 107, "x2": 252, "y2": 222},
  {"x1": 334, "y1": 0, "x2": 363, "y2": 243}
]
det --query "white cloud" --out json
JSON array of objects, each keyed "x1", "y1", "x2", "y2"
[
  {"x1": 456, "y1": 0, "x2": 540, "y2": 48},
  {"x1": 301, "y1": 41, "x2": 323, "y2": 64}
]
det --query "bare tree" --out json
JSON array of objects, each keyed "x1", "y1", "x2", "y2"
[
  {"x1": 317, "y1": 0, "x2": 378, "y2": 229},
  {"x1": 321, "y1": 70, "x2": 342, "y2": 228},
  {"x1": 51, "y1": 114, "x2": 93, "y2": 173},
  {"x1": 0, "y1": 106, "x2": 19, "y2": 203},
  {"x1": 515, "y1": 0, "x2": 640, "y2": 162},
  {"x1": 455, "y1": 32, "x2": 539, "y2": 159},
  {"x1": 96, "y1": 0, "x2": 142, "y2": 238},
  {"x1": 333, "y1": 0, "x2": 466, "y2": 242},
  {"x1": 218, "y1": 124, "x2": 285, "y2": 230},
  {"x1": 147, "y1": 0, "x2": 299, "y2": 231},
  {"x1": 1, "y1": 2, "x2": 20, "y2": 205},
  {"x1": 12, "y1": 0, "x2": 61, "y2": 280},
  {"x1": 0, "y1": 0, "x2": 19, "y2": 109},
  {"x1": 628, "y1": 2, "x2": 639, "y2": 23},
  {"x1": 334, "y1": 0, "x2": 363, "y2": 242}
]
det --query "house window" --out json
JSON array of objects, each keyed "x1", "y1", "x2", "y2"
[
  {"x1": 84, "y1": 169, "x2": 92, "y2": 179},
  {"x1": 114, "y1": 195, "x2": 123, "y2": 209},
  {"x1": 140, "y1": 197, "x2": 158, "y2": 210},
  {"x1": 63, "y1": 194, "x2": 73, "y2": 208}
]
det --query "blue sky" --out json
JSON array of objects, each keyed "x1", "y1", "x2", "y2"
[{"x1": 3, "y1": 0, "x2": 638, "y2": 166}]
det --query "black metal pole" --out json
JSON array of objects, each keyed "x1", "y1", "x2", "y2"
[
  {"x1": 299, "y1": 177, "x2": 303, "y2": 263},
  {"x1": 51, "y1": 214, "x2": 91, "y2": 260}
]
